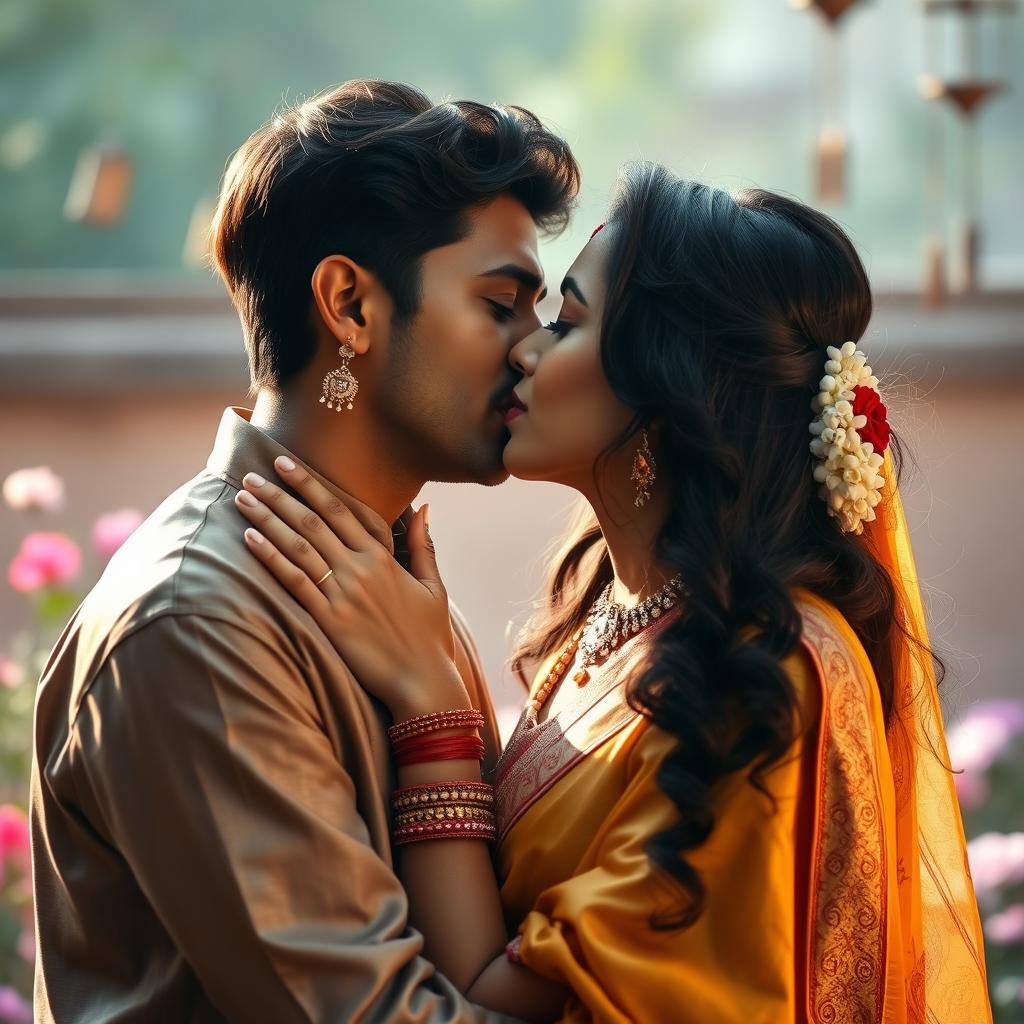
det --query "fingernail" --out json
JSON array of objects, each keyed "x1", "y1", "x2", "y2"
[
  {"x1": 243, "y1": 472, "x2": 266, "y2": 488},
  {"x1": 275, "y1": 456, "x2": 296, "y2": 473},
  {"x1": 244, "y1": 528, "x2": 265, "y2": 545},
  {"x1": 422, "y1": 503, "x2": 430, "y2": 529},
  {"x1": 236, "y1": 490, "x2": 259, "y2": 507}
]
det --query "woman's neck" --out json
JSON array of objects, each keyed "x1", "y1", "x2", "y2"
[{"x1": 585, "y1": 479, "x2": 675, "y2": 608}]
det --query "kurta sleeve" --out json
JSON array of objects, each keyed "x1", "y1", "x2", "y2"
[
  {"x1": 67, "y1": 612, "x2": 513, "y2": 1024},
  {"x1": 515, "y1": 651, "x2": 820, "y2": 1024}
]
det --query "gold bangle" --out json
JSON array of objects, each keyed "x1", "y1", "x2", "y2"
[
  {"x1": 395, "y1": 805, "x2": 496, "y2": 827},
  {"x1": 392, "y1": 782, "x2": 494, "y2": 812},
  {"x1": 388, "y1": 709, "x2": 485, "y2": 743}
]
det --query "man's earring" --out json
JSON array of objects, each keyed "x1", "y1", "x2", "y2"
[
  {"x1": 631, "y1": 429, "x2": 657, "y2": 508},
  {"x1": 319, "y1": 337, "x2": 359, "y2": 412}
]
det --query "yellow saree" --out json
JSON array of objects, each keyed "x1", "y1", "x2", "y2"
[{"x1": 496, "y1": 457, "x2": 990, "y2": 1023}]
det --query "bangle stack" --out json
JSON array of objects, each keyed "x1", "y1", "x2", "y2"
[
  {"x1": 388, "y1": 709, "x2": 496, "y2": 845},
  {"x1": 392, "y1": 782, "x2": 497, "y2": 845}
]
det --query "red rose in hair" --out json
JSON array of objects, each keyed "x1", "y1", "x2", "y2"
[{"x1": 852, "y1": 385, "x2": 890, "y2": 452}]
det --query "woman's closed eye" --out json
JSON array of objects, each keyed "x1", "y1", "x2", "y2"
[{"x1": 543, "y1": 319, "x2": 575, "y2": 339}]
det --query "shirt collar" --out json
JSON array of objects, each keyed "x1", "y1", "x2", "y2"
[{"x1": 206, "y1": 407, "x2": 413, "y2": 566}]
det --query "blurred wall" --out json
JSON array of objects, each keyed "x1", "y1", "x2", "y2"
[{"x1": 0, "y1": 331, "x2": 1020, "y2": 726}]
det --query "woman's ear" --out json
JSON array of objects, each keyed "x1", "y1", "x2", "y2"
[{"x1": 310, "y1": 255, "x2": 392, "y2": 357}]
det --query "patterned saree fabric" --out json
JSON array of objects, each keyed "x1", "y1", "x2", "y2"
[{"x1": 496, "y1": 452, "x2": 990, "y2": 1023}]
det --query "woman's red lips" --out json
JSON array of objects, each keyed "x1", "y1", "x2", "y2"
[{"x1": 502, "y1": 392, "x2": 528, "y2": 424}]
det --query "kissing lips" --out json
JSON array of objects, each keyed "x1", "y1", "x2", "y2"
[
  {"x1": 502, "y1": 394, "x2": 527, "y2": 424},
  {"x1": 497, "y1": 390, "x2": 528, "y2": 425}
]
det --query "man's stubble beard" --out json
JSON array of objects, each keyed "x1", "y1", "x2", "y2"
[{"x1": 374, "y1": 321, "x2": 511, "y2": 487}]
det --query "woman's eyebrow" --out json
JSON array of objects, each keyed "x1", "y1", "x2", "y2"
[
  {"x1": 560, "y1": 276, "x2": 588, "y2": 307},
  {"x1": 478, "y1": 263, "x2": 546, "y2": 301}
]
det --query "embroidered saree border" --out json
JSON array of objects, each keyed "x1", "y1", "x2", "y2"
[
  {"x1": 799, "y1": 599, "x2": 888, "y2": 1024},
  {"x1": 496, "y1": 596, "x2": 889, "y2": 1022},
  {"x1": 495, "y1": 608, "x2": 680, "y2": 843}
]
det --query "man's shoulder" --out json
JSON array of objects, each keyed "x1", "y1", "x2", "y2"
[
  {"x1": 80, "y1": 468, "x2": 271, "y2": 636},
  {"x1": 42, "y1": 469, "x2": 301, "y2": 715}
]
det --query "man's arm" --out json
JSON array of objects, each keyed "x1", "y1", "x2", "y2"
[{"x1": 69, "y1": 612, "x2": 520, "y2": 1023}]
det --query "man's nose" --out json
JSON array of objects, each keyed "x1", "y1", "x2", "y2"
[{"x1": 511, "y1": 307, "x2": 542, "y2": 348}]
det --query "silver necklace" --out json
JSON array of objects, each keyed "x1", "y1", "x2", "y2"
[{"x1": 574, "y1": 573, "x2": 685, "y2": 683}]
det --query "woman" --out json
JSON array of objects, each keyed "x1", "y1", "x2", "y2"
[{"x1": 234, "y1": 165, "x2": 991, "y2": 1022}]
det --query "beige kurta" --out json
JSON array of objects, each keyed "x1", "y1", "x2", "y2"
[{"x1": 30, "y1": 407, "x2": 516, "y2": 1023}]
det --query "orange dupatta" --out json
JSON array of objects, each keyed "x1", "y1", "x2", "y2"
[{"x1": 856, "y1": 452, "x2": 991, "y2": 1022}]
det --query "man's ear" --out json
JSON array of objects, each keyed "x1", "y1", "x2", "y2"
[{"x1": 310, "y1": 255, "x2": 391, "y2": 356}]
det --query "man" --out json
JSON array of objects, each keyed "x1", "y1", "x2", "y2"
[{"x1": 31, "y1": 79, "x2": 579, "y2": 1022}]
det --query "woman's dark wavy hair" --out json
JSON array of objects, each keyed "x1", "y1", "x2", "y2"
[
  {"x1": 211, "y1": 79, "x2": 579, "y2": 393},
  {"x1": 511, "y1": 163, "x2": 941, "y2": 930}
]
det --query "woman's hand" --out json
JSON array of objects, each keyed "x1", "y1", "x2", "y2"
[{"x1": 233, "y1": 455, "x2": 468, "y2": 721}]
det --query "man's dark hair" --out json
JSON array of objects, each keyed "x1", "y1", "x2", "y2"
[{"x1": 211, "y1": 79, "x2": 580, "y2": 392}]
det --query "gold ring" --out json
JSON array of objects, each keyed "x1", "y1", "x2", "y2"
[{"x1": 315, "y1": 568, "x2": 334, "y2": 587}]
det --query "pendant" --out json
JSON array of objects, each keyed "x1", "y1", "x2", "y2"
[{"x1": 579, "y1": 599, "x2": 620, "y2": 665}]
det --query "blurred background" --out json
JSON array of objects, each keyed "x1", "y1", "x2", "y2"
[{"x1": 1, "y1": 0, "x2": 1022, "y2": 1018}]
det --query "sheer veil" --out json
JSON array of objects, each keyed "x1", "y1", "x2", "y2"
[{"x1": 864, "y1": 450, "x2": 991, "y2": 1022}]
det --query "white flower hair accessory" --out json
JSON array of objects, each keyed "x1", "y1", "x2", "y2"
[{"x1": 808, "y1": 341, "x2": 891, "y2": 535}]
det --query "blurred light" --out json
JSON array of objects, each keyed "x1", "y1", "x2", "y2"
[
  {"x1": 64, "y1": 145, "x2": 134, "y2": 226},
  {"x1": 0, "y1": 120, "x2": 46, "y2": 170},
  {"x1": 182, "y1": 196, "x2": 216, "y2": 269},
  {"x1": 816, "y1": 126, "x2": 847, "y2": 204}
]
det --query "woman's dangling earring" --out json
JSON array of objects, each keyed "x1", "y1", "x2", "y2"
[
  {"x1": 631, "y1": 428, "x2": 656, "y2": 508},
  {"x1": 319, "y1": 337, "x2": 359, "y2": 412}
]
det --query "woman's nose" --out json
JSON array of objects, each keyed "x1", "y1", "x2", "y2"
[{"x1": 507, "y1": 337, "x2": 541, "y2": 376}]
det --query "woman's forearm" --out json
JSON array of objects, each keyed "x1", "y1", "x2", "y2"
[
  {"x1": 467, "y1": 954, "x2": 570, "y2": 1022},
  {"x1": 395, "y1": 754, "x2": 507, "y2": 991},
  {"x1": 393, "y1": 727, "x2": 570, "y2": 1020}
]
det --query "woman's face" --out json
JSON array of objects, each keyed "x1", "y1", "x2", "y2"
[{"x1": 501, "y1": 226, "x2": 638, "y2": 493}]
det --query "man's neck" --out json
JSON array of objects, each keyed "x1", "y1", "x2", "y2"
[{"x1": 249, "y1": 389, "x2": 422, "y2": 527}]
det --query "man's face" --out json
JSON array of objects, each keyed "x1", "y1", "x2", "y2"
[{"x1": 370, "y1": 195, "x2": 546, "y2": 486}]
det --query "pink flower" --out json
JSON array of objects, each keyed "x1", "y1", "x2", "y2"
[
  {"x1": 7, "y1": 532, "x2": 81, "y2": 592},
  {"x1": 91, "y1": 508, "x2": 144, "y2": 560},
  {"x1": 985, "y1": 903, "x2": 1024, "y2": 945},
  {"x1": 948, "y1": 700, "x2": 1024, "y2": 775},
  {"x1": 0, "y1": 987, "x2": 30, "y2": 1024},
  {"x1": 968, "y1": 832, "x2": 1024, "y2": 899},
  {"x1": 0, "y1": 805, "x2": 29, "y2": 862},
  {"x1": 954, "y1": 769, "x2": 989, "y2": 812},
  {"x1": 16, "y1": 927, "x2": 34, "y2": 965},
  {"x1": 0, "y1": 805, "x2": 30, "y2": 892},
  {"x1": 0, "y1": 657, "x2": 23, "y2": 689},
  {"x1": 2, "y1": 466, "x2": 64, "y2": 512}
]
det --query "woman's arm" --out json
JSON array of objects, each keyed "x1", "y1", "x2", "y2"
[
  {"x1": 393, "y1": 714, "x2": 568, "y2": 1020},
  {"x1": 233, "y1": 463, "x2": 569, "y2": 1020}
]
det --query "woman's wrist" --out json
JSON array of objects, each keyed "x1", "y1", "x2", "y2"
[
  {"x1": 388, "y1": 662, "x2": 472, "y2": 724},
  {"x1": 396, "y1": 758, "x2": 484, "y2": 789}
]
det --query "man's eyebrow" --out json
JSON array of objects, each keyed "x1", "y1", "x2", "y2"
[
  {"x1": 478, "y1": 263, "x2": 546, "y2": 301},
  {"x1": 560, "y1": 276, "x2": 588, "y2": 307}
]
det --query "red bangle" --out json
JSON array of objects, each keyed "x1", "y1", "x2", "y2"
[
  {"x1": 393, "y1": 734, "x2": 485, "y2": 767},
  {"x1": 393, "y1": 817, "x2": 497, "y2": 846}
]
